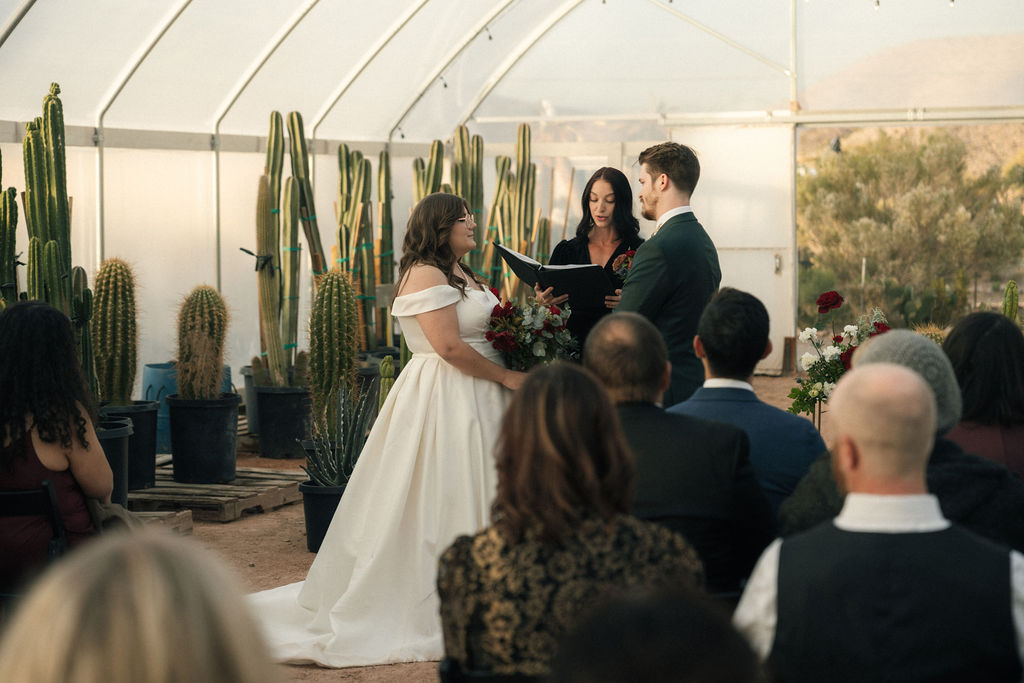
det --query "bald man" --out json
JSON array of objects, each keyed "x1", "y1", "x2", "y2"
[{"x1": 734, "y1": 364, "x2": 1024, "y2": 683}]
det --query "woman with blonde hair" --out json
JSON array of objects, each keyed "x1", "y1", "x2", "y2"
[
  {"x1": 438, "y1": 362, "x2": 704, "y2": 678},
  {"x1": 0, "y1": 529, "x2": 280, "y2": 683},
  {"x1": 251, "y1": 193, "x2": 524, "y2": 667}
]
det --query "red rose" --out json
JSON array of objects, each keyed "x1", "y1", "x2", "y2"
[
  {"x1": 840, "y1": 346, "x2": 856, "y2": 370},
  {"x1": 832, "y1": 335, "x2": 843, "y2": 344},
  {"x1": 489, "y1": 286, "x2": 500, "y2": 299},
  {"x1": 816, "y1": 291, "x2": 844, "y2": 314},
  {"x1": 869, "y1": 322, "x2": 891, "y2": 337},
  {"x1": 547, "y1": 305, "x2": 561, "y2": 316}
]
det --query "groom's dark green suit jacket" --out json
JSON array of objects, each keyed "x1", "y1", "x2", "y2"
[{"x1": 618, "y1": 212, "x2": 721, "y2": 406}]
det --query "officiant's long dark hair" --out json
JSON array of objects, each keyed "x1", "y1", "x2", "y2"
[
  {"x1": 491, "y1": 362, "x2": 633, "y2": 544},
  {"x1": 574, "y1": 167, "x2": 640, "y2": 242},
  {"x1": 398, "y1": 192, "x2": 482, "y2": 297}
]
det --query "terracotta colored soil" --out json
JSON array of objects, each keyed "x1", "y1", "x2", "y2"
[{"x1": 192, "y1": 374, "x2": 809, "y2": 682}]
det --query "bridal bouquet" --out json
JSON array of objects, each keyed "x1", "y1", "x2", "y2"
[
  {"x1": 486, "y1": 291, "x2": 578, "y2": 371},
  {"x1": 789, "y1": 291, "x2": 890, "y2": 426}
]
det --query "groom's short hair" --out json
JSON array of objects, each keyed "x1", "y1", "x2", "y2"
[
  {"x1": 584, "y1": 312, "x2": 666, "y2": 402},
  {"x1": 638, "y1": 142, "x2": 700, "y2": 197},
  {"x1": 697, "y1": 288, "x2": 769, "y2": 380}
]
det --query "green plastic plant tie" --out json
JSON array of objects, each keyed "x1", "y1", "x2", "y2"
[
  {"x1": 357, "y1": 243, "x2": 373, "y2": 250},
  {"x1": 270, "y1": 208, "x2": 280, "y2": 214},
  {"x1": 378, "y1": 249, "x2": 394, "y2": 257},
  {"x1": 259, "y1": 351, "x2": 267, "y2": 357},
  {"x1": 380, "y1": 224, "x2": 391, "y2": 229},
  {"x1": 473, "y1": 209, "x2": 482, "y2": 213},
  {"x1": 283, "y1": 295, "x2": 299, "y2": 300},
  {"x1": 335, "y1": 257, "x2": 348, "y2": 263},
  {"x1": 356, "y1": 294, "x2": 376, "y2": 300},
  {"x1": 487, "y1": 226, "x2": 498, "y2": 232},
  {"x1": 283, "y1": 246, "x2": 301, "y2": 251},
  {"x1": 283, "y1": 343, "x2": 297, "y2": 349}
]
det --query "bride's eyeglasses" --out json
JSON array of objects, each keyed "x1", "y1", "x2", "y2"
[{"x1": 456, "y1": 214, "x2": 476, "y2": 224}]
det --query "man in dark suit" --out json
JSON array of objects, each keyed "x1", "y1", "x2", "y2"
[
  {"x1": 734, "y1": 363, "x2": 1024, "y2": 682},
  {"x1": 584, "y1": 312, "x2": 774, "y2": 595},
  {"x1": 669, "y1": 288, "x2": 826, "y2": 517},
  {"x1": 618, "y1": 142, "x2": 720, "y2": 405}
]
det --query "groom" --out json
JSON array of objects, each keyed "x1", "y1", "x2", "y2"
[{"x1": 618, "y1": 142, "x2": 721, "y2": 405}]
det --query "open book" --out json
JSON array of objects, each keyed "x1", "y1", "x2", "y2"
[{"x1": 494, "y1": 243, "x2": 614, "y2": 310}]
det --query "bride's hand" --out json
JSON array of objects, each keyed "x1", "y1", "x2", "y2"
[{"x1": 501, "y1": 369, "x2": 527, "y2": 391}]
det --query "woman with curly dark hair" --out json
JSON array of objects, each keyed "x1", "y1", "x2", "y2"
[
  {"x1": 437, "y1": 363, "x2": 703, "y2": 678},
  {"x1": 251, "y1": 193, "x2": 525, "y2": 667},
  {"x1": 535, "y1": 167, "x2": 644, "y2": 346},
  {"x1": 0, "y1": 301, "x2": 112, "y2": 592},
  {"x1": 943, "y1": 311, "x2": 1024, "y2": 476}
]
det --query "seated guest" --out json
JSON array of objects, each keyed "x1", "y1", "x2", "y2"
[
  {"x1": 437, "y1": 363, "x2": 703, "y2": 678},
  {"x1": 669, "y1": 288, "x2": 826, "y2": 515},
  {"x1": 779, "y1": 330, "x2": 1024, "y2": 552},
  {"x1": 0, "y1": 301, "x2": 112, "y2": 594},
  {"x1": 550, "y1": 589, "x2": 760, "y2": 683},
  {"x1": 584, "y1": 312, "x2": 773, "y2": 595},
  {"x1": 0, "y1": 529, "x2": 281, "y2": 683},
  {"x1": 734, "y1": 363, "x2": 1024, "y2": 682},
  {"x1": 943, "y1": 311, "x2": 1024, "y2": 477}
]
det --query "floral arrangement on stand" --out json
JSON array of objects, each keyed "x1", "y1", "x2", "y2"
[
  {"x1": 612, "y1": 249, "x2": 637, "y2": 281},
  {"x1": 486, "y1": 288, "x2": 578, "y2": 371},
  {"x1": 789, "y1": 291, "x2": 891, "y2": 429}
]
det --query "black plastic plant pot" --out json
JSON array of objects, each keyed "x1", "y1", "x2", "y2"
[
  {"x1": 255, "y1": 386, "x2": 311, "y2": 459},
  {"x1": 96, "y1": 417, "x2": 133, "y2": 507},
  {"x1": 298, "y1": 480, "x2": 346, "y2": 553},
  {"x1": 166, "y1": 393, "x2": 241, "y2": 484},
  {"x1": 100, "y1": 401, "x2": 159, "y2": 491}
]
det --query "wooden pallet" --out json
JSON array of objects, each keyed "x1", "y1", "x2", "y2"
[
  {"x1": 134, "y1": 509, "x2": 193, "y2": 534},
  {"x1": 127, "y1": 467, "x2": 306, "y2": 523}
]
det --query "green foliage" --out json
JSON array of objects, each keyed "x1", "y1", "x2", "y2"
[
  {"x1": 798, "y1": 130, "x2": 1024, "y2": 325},
  {"x1": 92, "y1": 258, "x2": 137, "y2": 405},
  {"x1": 176, "y1": 285, "x2": 229, "y2": 400},
  {"x1": 303, "y1": 379, "x2": 376, "y2": 487}
]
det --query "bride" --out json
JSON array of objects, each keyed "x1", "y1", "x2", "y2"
[{"x1": 249, "y1": 193, "x2": 525, "y2": 667}]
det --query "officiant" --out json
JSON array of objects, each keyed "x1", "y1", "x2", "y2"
[{"x1": 535, "y1": 167, "x2": 643, "y2": 346}]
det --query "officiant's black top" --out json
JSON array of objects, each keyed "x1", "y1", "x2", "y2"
[{"x1": 548, "y1": 233, "x2": 643, "y2": 347}]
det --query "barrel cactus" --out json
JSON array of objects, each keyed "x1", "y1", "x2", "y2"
[
  {"x1": 92, "y1": 258, "x2": 138, "y2": 405},
  {"x1": 176, "y1": 285, "x2": 229, "y2": 400}
]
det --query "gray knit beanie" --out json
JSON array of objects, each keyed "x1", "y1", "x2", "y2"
[{"x1": 853, "y1": 329, "x2": 962, "y2": 434}]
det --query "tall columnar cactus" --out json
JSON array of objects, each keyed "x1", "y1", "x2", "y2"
[
  {"x1": 484, "y1": 156, "x2": 512, "y2": 291},
  {"x1": 72, "y1": 266, "x2": 97, "y2": 401},
  {"x1": 309, "y1": 271, "x2": 359, "y2": 442},
  {"x1": 92, "y1": 258, "x2": 137, "y2": 406},
  {"x1": 43, "y1": 84, "x2": 70, "y2": 274},
  {"x1": 378, "y1": 355, "x2": 395, "y2": 413},
  {"x1": 413, "y1": 140, "x2": 444, "y2": 202},
  {"x1": 377, "y1": 149, "x2": 394, "y2": 345},
  {"x1": 255, "y1": 174, "x2": 287, "y2": 386},
  {"x1": 43, "y1": 239, "x2": 68, "y2": 314},
  {"x1": 281, "y1": 176, "x2": 301, "y2": 366},
  {"x1": 336, "y1": 148, "x2": 377, "y2": 351},
  {"x1": 26, "y1": 237, "x2": 42, "y2": 301},
  {"x1": 452, "y1": 126, "x2": 486, "y2": 277},
  {"x1": 0, "y1": 186, "x2": 19, "y2": 307},
  {"x1": 1004, "y1": 280, "x2": 1019, "y2": 323},
  {"x1": 177, "y1": 285, "x2": 229, "y2": 400},
  {"x1": 286, "y1": 111, "x2": 327, "y2": 278}
]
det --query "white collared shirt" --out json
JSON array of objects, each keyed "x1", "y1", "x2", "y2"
[
  {"x1": 733, "y1": 494, "x2": 1024, "y2": 666},
  {"x1": 654, "y1": 205, "x2": 693, "y2": 232},
  {"x1": 703, "y1": 378, "x2": 754, "y2": 392}
]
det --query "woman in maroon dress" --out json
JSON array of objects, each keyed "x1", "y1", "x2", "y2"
[{"x1": 0, "y1": 301, "x2": 112, "y2": 592}]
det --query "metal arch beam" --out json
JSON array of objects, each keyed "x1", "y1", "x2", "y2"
[
  {"x1": 0, "y1": 0, "x2": 37, "y2": 51},
  {"x1": 457, "y1": 0, "x2": 585, "y2": 129},
  {"x1": 212, "y1": 0, "x2": 320, "y2": 292},
  {"x1": 645, "y1": 0, "x2": 789, "y2": 76},
  {"x1": 94, "y1": 0, "x2": 193, "y2": 270},
  {"x1": 386, "y1": 0, "x2": 517, "y2": 144},
  {"x1": 310, "y1": 0, "x2": 431, "y2": 141}
]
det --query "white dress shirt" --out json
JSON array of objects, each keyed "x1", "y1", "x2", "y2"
[
  {"x1": 654, "y1": 205, "x2": 693, "y2": 233},
  {"x1": 703, "y1": 378, "x2": 754, "y2": 392},
  {"x1": 733, "y1": 493, "x2": 1024, "y2": 668}
]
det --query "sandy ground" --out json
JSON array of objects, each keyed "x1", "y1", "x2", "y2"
[{"x1": 190, "y1": 374, "x2": 810, "y2": 683}]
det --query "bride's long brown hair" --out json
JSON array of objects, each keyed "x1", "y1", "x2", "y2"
[{"x1": 397, "y1": 192, "x2": 482, "y2": 297}]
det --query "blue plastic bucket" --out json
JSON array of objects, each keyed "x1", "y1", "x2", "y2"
[{"x1": 143, "y1": 363, "x2": 232, "y2": 454}]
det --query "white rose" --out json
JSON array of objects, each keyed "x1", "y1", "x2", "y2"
[
  {"x1": 843, "y1": 324, "x2": 858, "y2": 338},
  {"x1": 800, "y1": 352, "x2": 817, "y2": 371},
  {"x1": 532, "y1": 340, "x2": 547, "y2": 357},
  {"x1": 823, "y1": 382, "x2": 837, "y2": 398},
  {"x1": 822, "y1": 346, "x2": 841, "y2": 362},
  {"x1": 798, "y1": 327, "x2": 818, "y2": 343}
]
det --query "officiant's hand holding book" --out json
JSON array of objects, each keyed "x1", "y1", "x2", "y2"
[{"x1": 494, "y1": 243, "x2": 614, "y2": 310}]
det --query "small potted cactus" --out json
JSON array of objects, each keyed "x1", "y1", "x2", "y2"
[
  {"x1": 166, "y1": 285, "x2": 240, "y2": 484},
  {"x1": 92, "y1": 257, "x2": 159, "y2": 491}
]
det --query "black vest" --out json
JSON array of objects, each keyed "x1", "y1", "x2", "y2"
[{"x1": 774, "y1": 523, "x2": 1021, "y2": 683}]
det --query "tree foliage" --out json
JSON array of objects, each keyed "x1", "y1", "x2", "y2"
[{"x1": 798, "y1": 130, "x2": 1024, "y2": 326}]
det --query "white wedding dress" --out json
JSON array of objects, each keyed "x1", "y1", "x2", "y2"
[{"x1": 249, "y1": 284, "x2": 509, "y2": 667}]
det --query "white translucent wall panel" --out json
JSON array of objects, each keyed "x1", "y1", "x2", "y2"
[
  {"x1": 102, "y1": 148, "x2": 215, "y2": 392},
  {"x1": 0, "y1": 1, "x2": 170, "y2": 125},
  {"x1": 797, "y1": 0, "x2": 1024, "y2": 110},
  {"x1": 474, "y1": 0, "x2": 790, "y2": 123},
  {"x1": 0, "y1": 142, "x2": 97, "y2": 294},
  {"x1": 221, "y1": 0, "x2": 416, "y2": 137},
  {"x1": 668, "y1": 125, "x2": 796, "y2": 373},
  {"x1": 106, "y1": 1, "x2": 307, "y2": 132}
]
